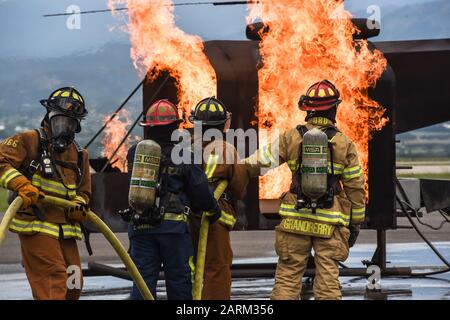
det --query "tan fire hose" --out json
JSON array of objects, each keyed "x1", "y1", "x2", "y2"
[
  {"x1": 192, "y1": 180, "x2": 229, "y2": 300},
  {"x1": 0, "y1": 197, "x2": 23, "y2": 246},
  {"x1": 0, "y1": 195, "x2": 154, "y2": 300}
]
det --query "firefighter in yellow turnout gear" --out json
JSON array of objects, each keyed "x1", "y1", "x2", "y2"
[
  {"x1": 0, "y1": 87, "x2": 91, "y2": 300},
  {"x1": 189, "y1": 97, "x2": 249, "y2": 300},
  {"x1": 246, "y1": 80, "x2": 365, "y2": 300}
]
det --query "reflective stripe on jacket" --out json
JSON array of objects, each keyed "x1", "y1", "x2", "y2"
[
  {"x1": 9, "y1": 218, "x2": 83, "y2": 240},
  {"x1": 0, "y1": 128, "x2": 92, "y2": 230},
  {"x1": 202, "y1": 140, "x2": 249, "y2": 230}
]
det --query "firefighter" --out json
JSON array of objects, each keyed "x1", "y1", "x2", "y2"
[
  {"x1": 120, "y1": 99, "x2": 221, "y2": 300},
  {"x1": 0, "y1": 87, "x2": 91, "y2": 300},
  {"x1": 188, "y1": 97, "x2": 249, "y2": 300},
  {"x1": 245, "y1": 80, "x2": 365, "y2": 300}
]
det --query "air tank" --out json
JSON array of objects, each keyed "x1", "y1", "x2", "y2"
[{"x1": 128, "y1": 140, "x2": 161, "y2": 214}]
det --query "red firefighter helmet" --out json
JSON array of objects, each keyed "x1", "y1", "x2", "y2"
[
  {"x1": 298, "y1": 80, "x2": 342, "y2": 111},
  {"x1": 140, "y1": 99, "x2": 182, "y2": 127}
]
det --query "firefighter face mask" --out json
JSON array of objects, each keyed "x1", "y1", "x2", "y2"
[{"x1": 49, "y1": 113, "x2": 78, "y2": 153}]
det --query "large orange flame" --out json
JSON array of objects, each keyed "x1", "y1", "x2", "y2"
[
  {"x1": 109, "y1": 0, "x2": 217, "y2": 118},
  {"x1": 102, "y1": 110, "x2": 136, "y2": 172},
  {"x1": 248, "y1": 0, "x2": 388, "y2": 199}
]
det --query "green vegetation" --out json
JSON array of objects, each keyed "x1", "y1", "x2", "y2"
[
  {"x1": 397, "y1": 157, "x2": 450, "y2": 163},
  {"x1": 397, "y1": 173, "x2": 450, "y2": 180}
]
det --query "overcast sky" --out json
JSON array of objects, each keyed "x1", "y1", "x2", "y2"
[
  {"x1": 0, "y1": 0, "x2": 449, "y2": 145},
  {"x1": 1, "y1": 0, "x2": 449, "y2": 59}
]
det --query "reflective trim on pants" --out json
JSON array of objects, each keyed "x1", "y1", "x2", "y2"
[{"x1": 279, "y1": 203, "x2": 350, "y2": 226}]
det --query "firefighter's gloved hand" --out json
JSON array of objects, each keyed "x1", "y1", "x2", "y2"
[
  {"x1": 9, "y1": 176, "x2": 40, "y2": 210},
  {"x1": 205, "y1": 206, "x2": 221, "y2": 224},
  {"x1": 118, "y1": 207, "x2": 135, "y2": 223},
  {"x1": 348, "y1": 224, "x2": 360, "y2": 248},
  {"x1": 66, "y1": 197, "x2": 89, "y2": 222}
]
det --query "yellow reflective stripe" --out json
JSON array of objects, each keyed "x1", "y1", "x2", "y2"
[
  {"x1": 31, "y1": 174, "x2": 76, "y2": 197},
  {"x1": 219, "y1": 210, "x2": 237, "y2": 228},
  {"x1": 327, "y1": 162, "x2": 344, "y2": 174},
  {"x1": 287, "y1": 160, "x2": 299, "y2": 172},
  {"x1": 281, "y1": 218, "x2": 334, "y2": 237},
  {"x1": 279, "y1": 204, "x2": 350, "y2": 225},
  {"x1": 164, "y1": 213, "x2": 187, "y2": 222},
  {"x1": 9, "y1": 218, "x2": 60, "y2": 237},
  {"x1": 263, "y1": 143, "x2": 276, "y2": 164},
  {"x1": 258, "y1": 144, "x2": 276, "y2": 166},
  {"x1": 204, "y1": 155, "x2": 219, "y2": 180},
  {"x1": 344, "y1": 165, "x2": 360, "y2": 173},
  {"x1": 1, "y1": 168, "x2": 22, "y2": 188},
  {"x1": 343, "y1": 165, "x2": 362, "y2": 179},
  {"x1": 352, "y1": 207, "x2": 366, "y2": 214},
  {"x1": 61, "y1": 224, "x2": 83, "y2": 239},
  {"x1": 189, "y1": 256, "x2": 195, "y2": 285},
  {"x1": 351, "y1": 207, "x2": 366, "y2": 223},
  {"x1": 10, "y1": 219, "x2": 83, "y2": 239}
]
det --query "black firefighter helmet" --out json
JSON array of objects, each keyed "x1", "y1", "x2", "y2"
[
  {"x1": 189, "y1": 97, "x2": 231, "y2": 126},
  {"x1": 40, "y1": 87, "x2": 88, "y2": 133}
]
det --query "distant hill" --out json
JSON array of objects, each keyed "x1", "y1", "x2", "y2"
[{"x1": 0, "y1": 42, "x2": 142, "y2": 155}]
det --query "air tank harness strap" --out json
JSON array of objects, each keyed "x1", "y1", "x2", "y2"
[{"x1": 52, "y1": 140, "x2": 85, "y2": 192}]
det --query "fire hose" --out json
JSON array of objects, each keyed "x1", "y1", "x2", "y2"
[
  {"x1": 193, "y1": 180, "x2": 229, "y2": 300},
  {"x1": 0, "y1": 197, "x2": 23, "y2": 246},
  {"x1": 0, "y1": 195, "x2": 154, "y2": 300}
]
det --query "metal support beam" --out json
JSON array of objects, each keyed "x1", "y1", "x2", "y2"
[{"x1": 84, "y1": 261, "x2": 411, "y2": 281}]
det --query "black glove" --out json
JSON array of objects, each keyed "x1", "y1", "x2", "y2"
[
  {"x1": 348, "y1": 224, "x2": 360, "y2": 248},
  {"x1": 205, "y1": 205, "x2": 221, "y2": 224},
  {"x1": 118, "y1": 208, "x2": 135, "y2": 223}
]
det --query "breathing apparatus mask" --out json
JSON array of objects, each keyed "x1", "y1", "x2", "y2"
[
  {"x1": 40, "y1": 87, "x2": 87, "y2": 153},
  {"x1": 49, "y1": 111, "x2": 79, "y2": 153}
]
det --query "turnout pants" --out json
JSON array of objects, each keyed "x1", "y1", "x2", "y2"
[
  {"x1": 130, "y1": 233, "x2": 194, "y2": 300},
  {"x1": 19, "y1": 233, "x2": 82, "y2": 300},
  {"x1": 271, "y1": 226, "x2": 350, "y2": 300},
  {"x1": 191, "y1": 221, "x2": 233, "y2": 300}
]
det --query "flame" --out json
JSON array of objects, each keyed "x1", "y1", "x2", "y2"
[
  {"x1": 108, "y1": 0, "x2": 216, "y2": 119},
  {"x1": 102, "y1": 110, "x2": 135, "y2": 172},
  {"x1": 247, "y1": 0, "x2": 388, "y2": 199}
]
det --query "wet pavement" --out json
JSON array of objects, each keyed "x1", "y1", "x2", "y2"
[
  {"x1": 1, "y1": 241, "x2": 449, "y2": 300},
  {"x1": 1, "y1": 213, "x2": 449, "y2": 300}
]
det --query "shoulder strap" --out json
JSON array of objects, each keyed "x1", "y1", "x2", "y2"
[
  {"x1": 72, "y1": 140, "x2": 84, "y2": 174},
  {"x1": 26, "y1": 128, "x2": 49, "y2": 179},
  {"x1": 323, "y1": 126, "x2": 338, "y2": 141},
  {"x1": 296, "y1": 125, "x2": 308, "y2": 138}
]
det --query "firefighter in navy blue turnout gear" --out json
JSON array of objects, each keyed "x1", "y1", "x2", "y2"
[{"x1": 121, "y1": 99, "x2": 221, "y2": 300}]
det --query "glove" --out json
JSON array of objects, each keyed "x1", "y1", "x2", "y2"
[
  {"x1": 348, "y1": 224, "x2": 360, "y2": 248},
  {"x1": 118, "y1": 207, "x2": 135, "y2": 223},
  {"x1": 205, "y1": 206, "x2": 221, "y2": 225},
  {"x1": 66, "y1": 196, "x2": 89, "y2": 222},
  {"x1": 8, "y1": 175, "x2": 40, "y2": 210}
]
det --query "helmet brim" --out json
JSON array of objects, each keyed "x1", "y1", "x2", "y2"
[
  {"x1": 40, "y1": 99, "x2": 88, "y2": 120},
  {"x1": 139, "y1": 119, "x2": 183, "y2": 127},
  {"x1": 188, "y1": 115, "x2": 230, "y2": 126}
]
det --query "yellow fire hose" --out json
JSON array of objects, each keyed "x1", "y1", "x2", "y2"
[
  {"x1": 192, "y1": 180, "x2": 229, "y2": 300},
  {"x1": 37, "y1": 195, "x2": 154, "y2": 300},
  {"x1": 0, "y1": 197, "x2": 23, "y2": 246},
  {"x1": 0, "y1": 195, "x2": 153, "y2": 299}
]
